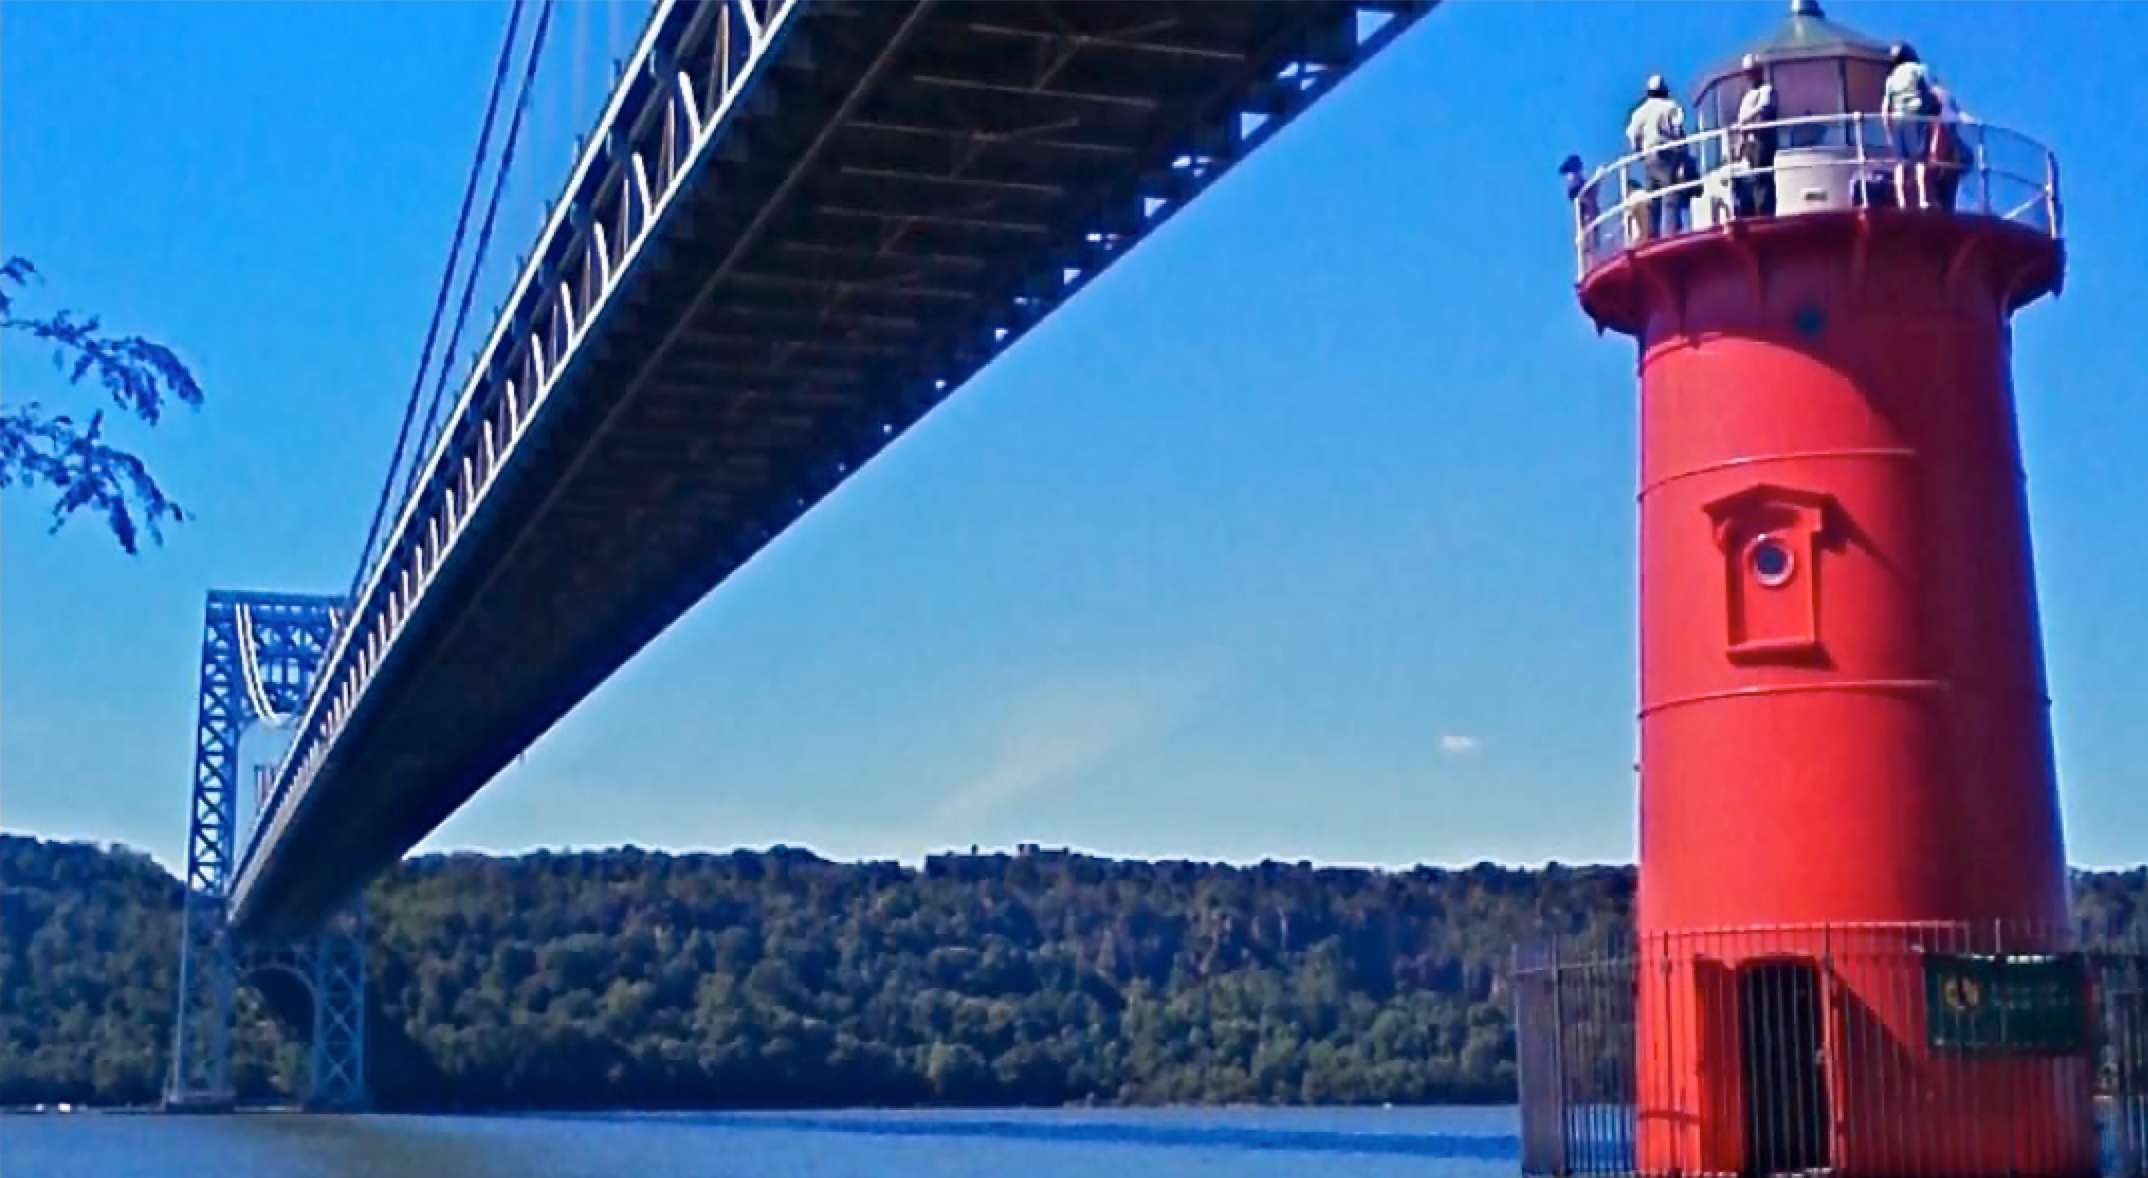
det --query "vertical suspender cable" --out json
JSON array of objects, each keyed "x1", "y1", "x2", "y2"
[
  {"x1": 573, "y1": 0, "x2": 588, "y2": 143},
  {"x1": 402, "y1": 0, "x2": 556, "y2": 502},
  {"x1": 350, "y1": 0, "x2": 529, "y2": 596},
  {"x1": 608, "y1": 0, "x2": 623, "y2": 84}
]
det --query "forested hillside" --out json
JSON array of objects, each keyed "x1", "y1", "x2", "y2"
[{"x1": 3, "y1": 835, "x2": 2142, "y2": 1110}]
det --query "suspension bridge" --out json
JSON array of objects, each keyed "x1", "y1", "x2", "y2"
[{"x1": 169, "y1": 0, "x2": 1435, "y2": 1109}]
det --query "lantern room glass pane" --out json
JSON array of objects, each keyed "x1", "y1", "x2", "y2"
[{"x1": 1774, "y1": 59, "x2": 1850, "y2": 147}]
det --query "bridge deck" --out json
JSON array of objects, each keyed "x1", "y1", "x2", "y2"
[{"x1": 233, "y1": 0, "x2": 1431, "y2": 934}]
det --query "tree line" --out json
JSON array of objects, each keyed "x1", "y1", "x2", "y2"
[{"x1": 2, "y1": 835, "x2": 2142, "y2": 1109}]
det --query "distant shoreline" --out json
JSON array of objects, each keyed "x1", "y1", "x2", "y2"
[
  {"x1": 6, "y1": 835, "x2": 2142, "y2": 1112},
  {"x1": 2, "y1": 1099, "x2": 1516, "y2": 1117}
]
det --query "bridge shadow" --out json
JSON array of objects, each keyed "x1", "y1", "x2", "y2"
[{"x1": 510, "y1": 1109, "x2": 1522, "y2": 1160}]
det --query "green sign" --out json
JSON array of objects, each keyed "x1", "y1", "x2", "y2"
[{"x1": 1924, "y1": 952, "x2": 2089, "y2": 1054}]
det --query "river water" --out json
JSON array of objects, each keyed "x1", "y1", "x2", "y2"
[{"x1": 3, "y1": 1105, "x2": 1520, "y2": 1177}]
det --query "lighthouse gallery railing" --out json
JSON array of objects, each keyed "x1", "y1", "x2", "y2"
[
  {"x1": 1570, "y1": 112, "x2": 2061, "y2": 279},
  {"x1": 1513, "y1": 923, "x2": 2148, "y2": 1178}
]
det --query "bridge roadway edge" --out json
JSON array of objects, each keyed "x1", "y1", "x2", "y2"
[{"x1": 232, "y1": 0, "x2": 1436, "y2": 935}]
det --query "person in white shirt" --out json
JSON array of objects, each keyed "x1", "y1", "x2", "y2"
[
  {"x1": 1730, "y1": 54, "x2": 1779, "y2": 217},
  {"x1": 1883, "y1": 42, "x2": 1947, "y2": 205},
  {"x1": 1882, "y1": 41, "x2": 1978, "y2": 210},
  {"x1": 1883, "y1": 43, "x2": 1942, "y2": 126},
  {"x1": 1625, "y1": 75, "x2": 1690, "y2": 237}
]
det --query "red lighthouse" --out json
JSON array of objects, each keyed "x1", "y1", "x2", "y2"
[{"x1": 1514, "y1": 6, "x2": 2140, "y2": 1178}]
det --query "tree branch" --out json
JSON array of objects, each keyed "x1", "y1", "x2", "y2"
[{"x1": 0, "y1": 255, "x2": 203, "y2": 554}]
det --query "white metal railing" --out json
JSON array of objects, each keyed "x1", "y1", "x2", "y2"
[
  {"x1": 1569, "y1": 111, "x2": 2061, "y2": 278},
  {"x1": 233, "y1": 0, "x2": 802, "y2": 906},
  {"x1": 235, "y1": 0, "x2": 1435, "y2": 913}
]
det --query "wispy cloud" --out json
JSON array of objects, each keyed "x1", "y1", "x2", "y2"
[
  {"x1": 930, "y1": 660, "x2": 1225, "y2": 832},
  {"x1": 1439, "y1": 733, "x2": 1480, "y2": 756},
  {"x1": 923, "y1": 552, "x2": 1381, "y2": 839}
]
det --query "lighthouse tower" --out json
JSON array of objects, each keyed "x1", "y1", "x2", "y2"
[{"x1": 1517, "y1": 5, "x2": 2116, "y2": 1178}]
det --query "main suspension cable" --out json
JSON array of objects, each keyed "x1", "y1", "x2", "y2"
[
  {"x1": 349, "y1": 0, "x2": 529, "y2": 597},
  {"x1": 403, "y1": 0, "x2": 557, "y2": 504}
]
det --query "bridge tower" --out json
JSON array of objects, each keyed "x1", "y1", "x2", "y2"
[
  {"x1": 1514, "y1": 5, "x2": 2124, "y2": 1178},
  {"x1": 166, "y1": 590, "x2": 368, "y2": 1112}
]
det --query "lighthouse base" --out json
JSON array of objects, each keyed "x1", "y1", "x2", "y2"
[{"x1": 1514, "y1": 925, "x2": 2148, "y2": 1178}]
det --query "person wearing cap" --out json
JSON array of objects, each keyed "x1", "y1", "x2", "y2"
[
  {"x1": 1624, "y1": 74, "x2": 1691, "y2": 238},
  {"x1": 1729, "y1": 53, "x2": 1779, "y2": 218}
]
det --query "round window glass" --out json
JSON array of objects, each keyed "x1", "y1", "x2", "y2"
[{"x1": 1750, "y1": 536, "x2": 1795, "y2": 587}]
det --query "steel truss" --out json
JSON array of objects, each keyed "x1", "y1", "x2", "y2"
[
  {"x1": 237, "y1": 0, "x2": 1435, "y2": 937},
  {"x1": 166, "y1": 590, "x2": 367, "y2": 1111}
]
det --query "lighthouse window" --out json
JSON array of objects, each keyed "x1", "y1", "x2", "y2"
[{"x1": 1751, "y1": 536, "x2": 1796, "y2": 587}]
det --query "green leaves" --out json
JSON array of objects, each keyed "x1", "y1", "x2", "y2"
[
  {"x1": 8, "y1": 836, "x2": 2143, "y2": 1110},
  {"x1": 0, "y1": 256, "x2": 203, "y2": 555}
]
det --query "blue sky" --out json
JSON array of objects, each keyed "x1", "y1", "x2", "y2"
[{"x1": 4, "y1": 1, "x2": 2145, "y2": 873}]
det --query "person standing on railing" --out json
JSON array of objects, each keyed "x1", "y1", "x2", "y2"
[
  {"x1": 1625, "y1": 75, "x2": 1690, "y2": 239},
  {"x1": 1883, "y1": 43, "x2": 1948, "y2": 208},
  {"x1": 1729, "y1": 54, "x2": 1779, "y2": 218}
]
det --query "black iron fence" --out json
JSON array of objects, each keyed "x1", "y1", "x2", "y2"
[{"x1": 1514, "y1": 924, "x2": 2148, "y2": 1178}]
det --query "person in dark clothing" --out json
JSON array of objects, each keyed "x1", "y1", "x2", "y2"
[
  {"x1": 1560, "y1": 154, "x2": 1601, "y2": 227},
  {"x1": 1729, "y1": 54, "x2": 1779, "y2": 218}
]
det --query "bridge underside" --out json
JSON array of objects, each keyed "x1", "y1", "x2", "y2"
[{"x1": 234, "y1": 0, "x2": 1429, "y2": 935}]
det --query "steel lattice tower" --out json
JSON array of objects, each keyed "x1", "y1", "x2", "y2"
[{"x1": 166, "y1": 590, "x2": 368, "y2": 1111}]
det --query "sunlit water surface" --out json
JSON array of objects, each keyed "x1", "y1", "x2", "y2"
[{"x1": 2, "y1": 1105, "x2": 1522, "y2": 1178}]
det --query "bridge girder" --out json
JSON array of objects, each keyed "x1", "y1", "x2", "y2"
[{"x1": 232, "y1": 0, "x2": 1436, "y2": 936}]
